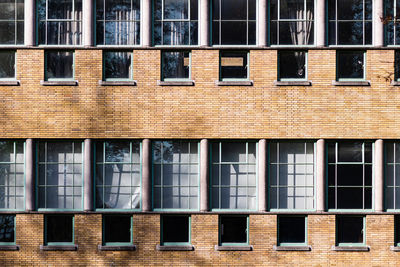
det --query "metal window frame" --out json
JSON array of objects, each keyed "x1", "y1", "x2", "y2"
[
  {"x1": 0, "y1": 0, "x2": 24, "y2": 45},
  {"x1": 384, "y1": 0, "x2": 400, "y2": 46},
  {"x1": 44, "y1": 50, "x2": 76, "y2": 81},
  {"x1": 335, "y1": 215, "x2": 366, "y2": 246},
  {"x1": 161, "y1": 214, "x2": 191, "y2": 246},
  {"x1": 102, "y1": 214, "x2": 133, "y2": 246},
  {"x1": 102, "y1": 50, "x2": 134, "y2": 81},
  {"x1": 277, "y1": 50, "x2": 308, "y2": 81},
  {"x1": 44, "y1": 214, "x2": 75, "y2": 246},
  {"x1": 0, "y1": 50, "x2": 17, "y2": 81},
  {"x1": 277, "y1": 215, "x2": 308, "y2": 246},
  {"x1": 218, "y1": 214, "x2": 249, "y2": 246},
  {"x1": 161, "y1": 50, "x2": 192, "y2": 81},
  {"x1": 0, "y1": 214, "x2": 16, "y2": 245},
  {"x1": 219, "y1": 50, "x2": 250, "y2": 81},
  {"x1": 335, "y1": 50, "x2": 367, "y2": 81}
]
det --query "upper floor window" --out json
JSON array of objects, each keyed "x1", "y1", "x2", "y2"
[
  {"x1": 0, "y1": 51, "x2": 16, "y2": 80},
  {"x1": 37, "y1": 0, "x2": 82, "y2": 45},
  {"x1": 385, "y1": 142, "x2": 400, "y2": 210},
  {"x1": 96, "y1": 0, "x2": 140, "y2": 46},
  {"x1": 212, "y1": 0, "x2": 256, "y2": 45},
  {"x1": 270, "y1": 0, "x2": 314, "y2": 46},
  {"x1": 328, "y1": 0, "x2": 372, "y2": 45},
  {"x1": 154, "y1": 0, "x2": 198, "y2": 46},
  {"x1": 0, "y1": 0, "x2": 24, "y2": 45},
  {"x1": 384, "y1": 0, "x2": 400, "y2": 46}
]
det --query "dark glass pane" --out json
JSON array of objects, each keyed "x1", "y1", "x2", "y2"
[
  {"x1": 37, "y1": 0, "x2": 46, "y2": 20},
  {"x1": 395, "y1": 215, "x2": 400, "y2": 244},
  {"x1": 337, "y1": 0, "x2": 363, "y2": 20},
  {"x1": 162, "y1": 216, "x2": 189, "y2": 243},
  {"x1": 0, "y1": 215, "x2": 14, "y2": 243},
  {"x1": 279, "y1": 216, "x2": 305, "y2": 244},
  {"x1": 328, "y1": 142, "x2": 336, "y2": 163},
  {"x1": 48, "y1": 0, "x2": 73, "y2": 19},
  {"x1": 280, "y1": 0, "x2": 304, "y2": 19},
  {"x1": 96, "y1": 0, "x2": 104, "y2": 20},
  {"x1": 96, "y1": 22, "x2": 105, "y2": 45},
  {"x1": 104, "y1": 140, "x2": 131, "y2": 162},
  {"x1": 0, "y1": 0, "x2": 15, "y2": 20},
  {"x1": 0, "y1": 22, "x2": 15, "y2": 44},
  {"x1": 278, "y1": 21, "x2": 314, "y2": 45},
  {"x1": 154, "y1": 0, "x2": 162, "y2": 20},
  {"x1": 221, "y1": 0, "x2": 246, "y2": 20},
  {"x1": 212, "y1": 21, "x2": 220, "y2": 45},
  {"x1": 16, "y1": 21, "x2": 23, "y2": 44},
  {"x1": 220, "y1": 51, "x2": 247, "y2": 79},
  {"x1": 46, "y1": 215, "x2": 73, "y2": 243},
  {"x1": 212, "y1": 0, "x2": 219, "y2": 20},
  {"x1": 328, "y1": 187, "x2": 336, "y2": 209},
  {"x1": 306, "y1": 0, "x2": 314, "y2": 16},
  {"x1": 328, "y1": 165, "x2": 336, "y2": 186},
  {"x1": 220, "y1": 216, "x2": 247, "y2": 243},
  {"x1": 220, "y1": 142, "x2": 246, "y2": 162},
  {"x1": 337, "y1": 21, "x2": 364, "y2": 45},
  {"x1": 162, "y1": 21, "x2": 189, "y2": 45},
  {"x1": 328, "y1": 0, "x2": 335, "y2": 20},
  {"x1": 104, "y1": 51, "x2": 132, "y2": 80},
  {"x1": 190, "y1": 21, "x2": 198, "y2": 45},
  {"x1": 365, "y1": 165, "x2": 372, "y2": 186},
  {"x1": 0, "y1": 51, "x2": 15, "y2": 79},
  {"x1": 337, "y1": 164, "x2": 363, "y2": 186},
  {"x1": 279, "y1": 51, "x2": 306, "y2": 80},
  {"x1": 153, "y1": 21, "x2": 162, "y2": 45},
  {"x1": 190, "y1": 0, "x2": 198, "y2": 19},
  {"x1": 248, "y1": 21, "x2": 256, "y2": 45},
  {"x1": 46, "y1": 21, "x2": 81, "y2": 45},
  {"x1": 249, "y1": 0, "x2": 256, "y2": 20},
  {"x1": 104, "y1": 21, "x2": 140, "y2": 45},
  {"x1": 164, "y1": 0, "x2": 188, "y2": 19},
  {"x1": 337, "y1": 51, "x2": 364, "y2": 80},
  {"x1": 220, "y1": 21, "x2": 247, "y2": 45},
  {"x1": 365, "y1": 0, "x2": 372, "y2": 20},
  {"x1": 270, "y1": 0, "x2": 277, "y2": 20},
  {"x1": 364, "y1": 187, "x2": 372, "y2": 209},
  {"x1": 337, "y1": 216, "x2": 364, "y2": 244},
  {"x1": 365, "y1": 143, "x2": 372, "y2": 163},
  {"x1": 105, "y1": 0, "x2": 131, "y2": 20},
  {"x1": 328, "y1": 21, "x2": 336, "y2": 45},
  {"x1": 365, "y1": 21, "x2": 372, "y2": 44},
  {"x1": 162, "y1": 51, "x2": 190, "y2": 79},
  {"x1": 337, "y1": 187, "x2": 363, "y2": 209},
  {"x1": 104, "y1": 215, "x2": 131, "y2": 243},
  {"x1": 46, "y1": 51, "x2": 74, "y2": 79}
]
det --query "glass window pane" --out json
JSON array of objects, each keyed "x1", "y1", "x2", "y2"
[
  {"x1": 46, "y1": 215, "x2": 73, "y2": 243},
  {"x1": 337, "y1": 51, "x2": 364, "y2": 80},
  {"x1": 104, "y1": 51, "x2": 132, "y2": 80},
  {"x1": 220, "y1": 51, "x2": 248, "y2": 80},
  {"x1": 221, "y1": 0, "x2": 246, "y2": 20},
  {"x1": 46, "y1": 51, "x2": 74, "y2": 80},
  {"x1": 164, "y1": 0, "x2": 188, "y2": 19},
  {"x1": 278, "y1": 216, "x2": 305, "y2": 244},
  {"x1": 279, "y1": 51, "x2": 306, "y2": 80},
  {"x1": 220, "y1": 216, "x2": 247, "y2": 244},
  {"x1": 337, "y1": 216, "x2": 364, "y2": 244},
  {"x1": 104, "y1": 215, "x2": 131, "y2": 243},
  {"x1": 162, "y1": 215, "x2": 189, "y2": 243},
  {"x1": 337, "y1": 21, "x2": 364, "y2": 45},
  {"x1": 0, "y1": 215, "x2": 14, "y2": 243},
  {"x1": 162, "y1": 51, "x2": 190, "y2": 80}
]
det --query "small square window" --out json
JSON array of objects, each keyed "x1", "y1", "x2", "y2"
[
  {"x1": 278, "y1": 51, "x2": 307, "y2": 81},
  {"x1": 336, "y1": 216, "x2": 365, "y2": 246},
  {"x1": 103, "y1": 215, "x2": 132, "y2": 245},
  {"x1": 0, "y1": 51, "x2": 15, "y2": 79},
  {"x1": 337, "y1": 51, "x2": 365, "y2": 81},
  {"x1": 161, "y1": 51, "x2": 190, "y2": 81},
  {"x1": 161, "y1": 215, "x2": 190, "y2": 245},
  {"x1": 45, "y1": 215, "x2": 74, "y2": 245},
  {"x1": 45, "y1": 51, "x2": 74, "y2": 80},
  {"x1": 219, "y1": 215, "x2": 248, "y2": 245},
  {"x1": 0, "y1": 215, "x2": 15, "y2": 244},
  {"x1": 278, "y1": 216, "x2": 307, "y2": 246},
  {"x1": 220, "y1": 51, "x2": 248, "y2": 80},
  {"x1": 103, "y1": 51, "x2": 132, "y2": 81}
]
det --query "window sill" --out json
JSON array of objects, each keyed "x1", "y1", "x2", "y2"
[
  {"x1": 273, "y1": 245, "x2": 312, "y2": 251},
  {"x1": 40, "y1": 245, "x2": 78, "y2": 251},
  {"x1": 156, "y1": 244, "x2": 195, "y2": 251},
  {"x1": 215, "y1": 80, "x2": 253, "y2": 86},
  {"x1": 98, "y1": 245, "x2": 136, "y2": 251},
  {"x1": 331, "y1": 245, "x2": 369, "y2": 252},
  {"x1": 157, "y1": 80, "x2": 195, "y2": 86},
  {"x1": 331, "y1": 80, "x2": 370, "y2": 86},
  {"x1": 98, "y1": 80, "x2": 137, "y2": 86},
  {"x1": 40, "y1": 80, "x2": 79, "y2": 86},
  {"x1": 0, "y1": 80, "x2": 20, "y2": 86},
  {"x1": 0, "y1": 245, "x2": 20, "y2": 251},
  {"x1": 391, "y1": 81, "x2": 400, "y2": 86},
  {"x1": 214, "y1": 245, "x2": 253, "y2": 251},
  {"x1": 390, "y1": 246, "x2": 400, "y2": 251},
  {"x1": 274, "y1": 80, "x2": 312, "y2": 86}
]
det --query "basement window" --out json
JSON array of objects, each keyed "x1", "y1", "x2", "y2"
[
  {"x1": 161, "y1": 51, "x2": 191, "y2": 81},
  {"x1": 278, "y1": 51, "x2": 307, "y2": 81},
  {"x1": 103, "y1": 51, "x2": 133, "y2": 81},
  {"x1": 219, "y1": 215, "x2": 248, "y2": 245},
  {"x1": 161, "y1": 215, "x2": 191, "y2": 245},
  {"x1": 0, "y1": 51, "x2": 15, "y2": 80},
  {"x1": 103, "y1": 215, "x2": 132, "y2": 245},
  {"x1": 45, "y1": 51, "x2": 75, "y2": 81},
  {"x1": 45, "y1": 215, "x2": 74, "y2": 245},
  {"x1": 219, "y1": 51, "x2": 249, "y2": 81},
  {"x1": 278, "y1": 216, "x2": 307, "y2": 246},
  {"x1": 0, "y1": 215, "x2": 15, "y2": 245},
  {"x1": 336, "y1": 50, "x2": 365, "y2": 81},
  {"x1": 336, "y1": 216, "x2": 365, "y2": 246}
]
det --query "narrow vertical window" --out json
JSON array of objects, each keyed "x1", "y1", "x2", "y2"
[
  {"x1": 0, "y1": 215, "x2": 15, "y2": 244},
  {"x1": 161, "y1": 51, "x2": 191, "y2": 80},
  {"x1": 154, "y1": 0, "x2": 198, "y2": 46},
  {"x1": 0, "y1": 51, "x2": 16, "y2": 80},
  {"x1": 103, "y1": 215, "x2": 132, "y2": 245},
  {"x1": 270, "y1": 0, "x2": 314, "y2": 46},
  {"x1": 45, "y1": 50, "x2": 74, "y2": 80},
  {"x1": 103, "y1": 51, "x2": 133, "y2": 81},
  {"x1": 219, "y1": 215, "x2": 248, "y2": 245},
  {"x1": 95, "y1": 141, "x2": 141, "y2": 210},
  {"x1": 219, "y1": 51, "x2": 248, "y2": 80},
  {"x1": 161, "y1": 215, "x2": 191, "y2": 245},
  {"x1": 395, "y1": 51, "x2": 400, "y2": 81},
  {"x1": 96, "y1": 0, "x2": 140, "y2": 45},
  {"x1": 277, "y1": 216, "x2": 307, "y2": 246},
  {"x1": 384, "y1": 0, "x2": 400, "y2": 46},
  {"x1": 37, "y1": 0, "x2": 82, "y2": 45},
  {"x1": 395, "y1": 215, "x2": 400, "y2": 246},
  {"x1": 0, "y1": 0, "x2": 24, "y2": 45},
  {"x1": 385, "y1": 142, "x2": 400, "y2": 210},
  {"x1": 336, "y1": 51, "x2": 365, "y2": 81},
  {"x1": 278, "y1": 51, "x2": 307, "y2": 80},
  {"x1": 336, "y1": 216, "x2": 365, "y2": 246},
  {"x1": 45, "y1": 215, "x2": 74, "y2": 245}
]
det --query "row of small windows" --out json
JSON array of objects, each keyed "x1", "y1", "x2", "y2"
[
  {"x1": 2, "y1": 0, "x2": 400, "y2": 46},
  {"x1": 2, "y1": 139, "x2": 400, "y2": 211}
]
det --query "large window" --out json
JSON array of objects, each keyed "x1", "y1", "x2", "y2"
[
  {"x1": 336, "y1": 51, "x2": 365, "y2": 81},
  {"x1": 45, "y1": 50, "x2": 74, "y2": 80},
  {"x1": 385, "y1": 142, "x2": 400, "y2": 210},
  {"x1": 270, "y1": 0, "x2": 314, "y2": 46},
  {"x1": 0, "y1": 0, "x2": 23, "y2": 45},
  {"x1": 384, "y1": 0, "x2": 400, "y2": 46},
  {"x1": 153, "y1": 141, "x2": 199, "y2": 210},
  {"x1": 96, "y1": 0, "x2": 140, "y2": 45},
  {"x1": 103, "y1": 51, "x2": 133, "y2": 81},
  {"x1": 37, "y1": 0, "x2": 82, "y2": 45},
  {"x1": 0, "y1": 141, "x2": 24, "y2": 210},
  {"x1": 269, "y1": 141, "x2": 314, "y2": 210},
  {"x1": 38, "y1": 141, "x2": 83, "y2": 210},
  {"x1": 154, "y1": 0, "x2": 198, "y2": 46},
  {"x1": 95, "y1": 141, "x2": 141, "y2": 210},
  {"x1": 161, "y1": 51, "x2": 191, "y2": 80},
  {"x1": 328, "y1": 0, "x2": 372, "y2": 45},
  {"x1": 212, "y1": 0, "x2": 256, "y2": 45},
  {"x1": 0, "y1": 51, "x2": 16, "y2": 80},
  {"x1": 328, "y1": 141, "x2": 372, "y2": 210},
  {"x1": 211, "y1": 141, "x2": 257, "y2": 210}
]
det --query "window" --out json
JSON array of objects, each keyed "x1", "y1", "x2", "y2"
[
  {"x1": 395, "y1": 215, "x2": 400, "y2": 246},
  {"x1": 336, "y1": 216, "x2": 365, "y2": 246},
  {"x1": 277, "y1": 216, "x2": 307, "y2": 246},
  {"x1": 161, "y1": 215, "x2": 190, "y2": 245},
  {"x1": 385, "y1": 142, "x2": 400, "y2": 210},
  {"x1": 328, "y1": 0, "x2": 372, "y2": 45},
  {"x1": 219, "y1": 215, "x2": 248, "y2": 245},
  {"x1": 0, "y1": 215, "x2": 15, "y2": 244},
  {"x1": 96, "y1": 0, "x2": 140, "y2": 45},
  {"x1": 0, "y1": 0, "x2": 23, "y2": 45},
  {"x1": 154, "y1": 0, "x2": 198, "y2": 46},
  {"x1": 219, "y1": 51, "x2": 248, "y2": 80},
  {"x1": 0, "y1": 51, "x2": 16, "y2": 80},
  {"x1": 328, "y1": 141, "x2": 372, "y2": 210},
  {"x1": 103, "y1": 51, "x2": 133, "y2": 81},
  {"x1": 395, "y1": 51, "x2": 400, "y2": 81},
  {"x1": 38, "y1": 141, "x2": 83, "y2": 210},
  {"x1": 336, "y1": 50, "x2": 365, "y2": 81},
  {"x1": 153, "y1": 141, "x2": 199, "y2": 210},
  {"x1": 384, "y1": 0, "x2": 400, "y2": 46},
  {"x1": 212, "y1": 0, "x2": 256, "y2": 45},
  {"x1": 45, "y1": 51, "x2": 74, "y2": 80},
  {"x1": 269, "y1": 141, "x2": 314, "y2": 210},
  {"x1": 37, "y1": 0, "x2": 82, "y2": 45},
  {"x1": 211, "y1": 141, "x2": 257, "y2": 210},
  {"x1": 103, "y1": 215, "x2": 132, "y2": 245},
  {"x1": 0, "y1": 141, "x2": 24, "y2": 210},
  {"x1": 45, "y1": 215, "x2": 74, "y2": 245},
  {"x1": 161, "y1": 51, "x2": 190, "y2": 80},
  {"x1": 95, "y1": 141, "x2": 141, "y2": 210},
  {"x1": 278, "y1": 51, "x2": 307, "y2": 80},
  {"x1": 270, "y1": 0, "x2": 314, "y2": 46}
]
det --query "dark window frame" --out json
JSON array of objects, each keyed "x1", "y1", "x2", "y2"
[
  {"x1": 0, "y1": 215, "x2": 16, "y2": 245},
  {"x1": 44, "y1": 214, "x2": 74, "y2": 246},
  {"x1": 336, "y1": 50, "x2": 366, "y2": 81},
  {"x1": 218, "y1": 215, "x2": 249, "y2": 246},
  {"x1": 219, "y1": 50, "x2": 249, "y2": 81},
  {"x1": 102, "y1": 50, "x2": 134, "y2": 81},
  {"x1": 278, "y1": 50, "x2": 308, "y2": 81},
  {"x1": 277, "y1": 215, "x2": 307, "y2": 246},
  {"x1": 161, "y1": 214, "x2": 191, "y2": 246},
  {"x1": 336, "y1": 215, "x2": 365, "y2": 246},
  {"x1": 0, "y1": 50, "x2": 16, "y2": 80},
  {"x1": 44, "y1": 50, "x2": 75, "y2": 81},
  {"x1": 102, "y1": 214, "x2": 133, "y2": 246},
  {"x1": 161, "y1": 50, "x2": 192, "y2": 81}
]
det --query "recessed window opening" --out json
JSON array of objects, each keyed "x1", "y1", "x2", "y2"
[
  {"x1": 103, "y1": 215, "x2": 132, "y2": 244},
  {"x1": 161, "y1": 51, "x2": 191, "y2": 80},
  {"x1": 278, "y1": 50, "x2": 307, "y2": 80},
  {"x1": 219, "y1": 215, "x2": 248, "y2": 245},
  {"x1": 45, "y1": 215, "x2": 74, "y2": 245},
  {"x1": 336, "y1": 216, "x2": 364, "y2": 245},
  {"x1": 278, "y1": 216, "x2": 306, "y2": 245},
  {"x1": 219, "y1": 51, "x2": 248, "y2": 80},
  {"x1": 45, "y1": 51, "x2": 74, "y2": 80},
  {"x1": 161, "y1": 215, "x2": 190, "y2": 244},
  {"x1": 0, "y1": 215, "x2": 15, "y2": 244}
]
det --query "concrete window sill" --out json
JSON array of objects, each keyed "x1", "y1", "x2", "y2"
[
  {"x1": 273, "y1": 245, "x2": 312, "y2": 251},
  {"x1": 331, "y1": 245, "x2": 370, "y2": 252},
  {"x1": 157, "y1": 80, "x2": 195, "y2": 86},
  {"x1": 274, "y1": 80, "x2": 312, "y2": 86},
  {"x1": 40, "y1": 245, "x2": 78, "y2": 251},
  {"x1": 214, "y1": 245, "x2": 253, "y2": 251},
  {"x1": 98, "y1": 80, "x2": 137, "y2": 86},
  {"x1": 0, "y1": 80, "x2": 20, "y2": 86},
  {"x1": 0, "y1": 245, "x2": 20, "y2": 251},
  {"x1": 390, "y1": 246, "x2": 400, "y2": 251},
  {"x1": 215, "y1": 80, "x2": 253, "y2": 86},
  {"x1": 40, "y1": 80, "x2": 79, "y2": 86},
  {"x1": 331, "y1": 80, "x2": 370, "y2": 86},
  {"x1": 391, "y1": 81, "x2": 400, "y2": 86},
  {"x1": 156, "y1": 244, "x2": 194, "y2": 251},
  {"x1": 98, "y1": 245, "x2": 137, "y2": 251}
]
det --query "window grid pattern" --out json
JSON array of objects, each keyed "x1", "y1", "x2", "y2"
[
  {"x1": 269, "y1": 142, "x2": 315, "y2": 210},
  {"x1": 0, "y1": 141, "x2": 24, "y2": 210},
  {"x1": 384, "y1": 0, "x2": 400, "y2": 46},
  {"x1": 153, "y1": 141, "x2": 199, "y2": 210},
  {"x1": 385, "y1": 142, "x2": 400, "y2": 210},
  {"x1": 95, "y1": 141, "x2": 141, "y2": 210},
  {"x1": 211, "y1": 142, "x2": 257, "y2": 210},
  {"x1": 38, "y1": 141, "x2": 83, "y2": 210},
  {"x1": 96, "y1": 0, "x2": 140, "y2": 45},
  {"x1": 0, "y1": 0, "x2": 23, "y2": 45}
]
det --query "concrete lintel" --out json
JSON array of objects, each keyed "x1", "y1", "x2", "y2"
[{"x1": 156, "y1": 245, "x2": 195, "y2": 251}]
